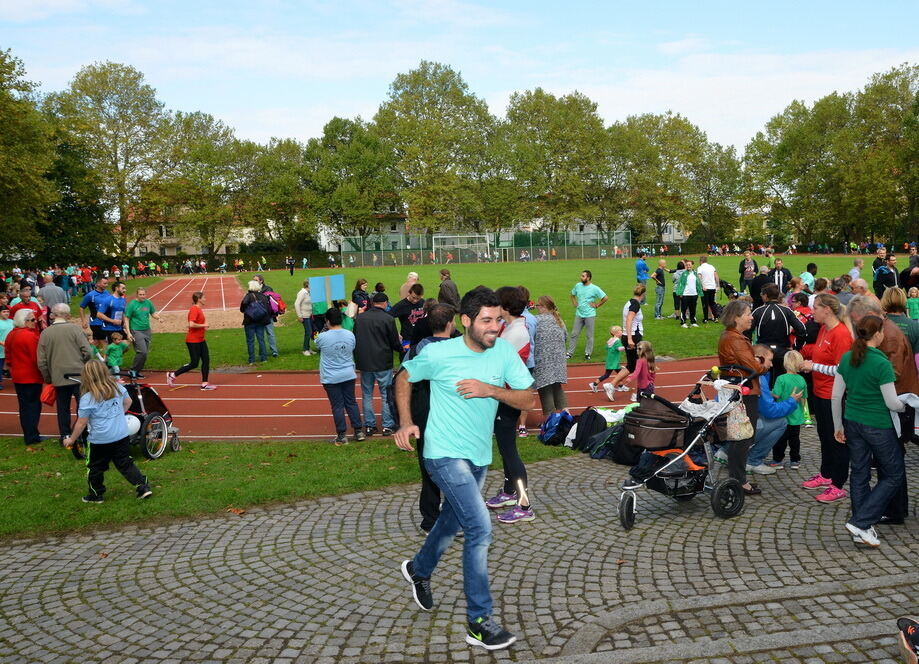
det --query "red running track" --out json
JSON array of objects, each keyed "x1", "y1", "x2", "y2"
[
  {"x1": 0, "y1": 357, "x2": 722, "y2": 441},
  {"x1": 140, "y1": 275, "x2": 247, "y2": 313}
]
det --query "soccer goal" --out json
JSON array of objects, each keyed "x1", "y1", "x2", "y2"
[{"x1": 432, "y1": 234, "x2": 492, "y2": 264}]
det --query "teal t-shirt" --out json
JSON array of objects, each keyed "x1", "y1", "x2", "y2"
[
  {"x1": 570, "y1": 282, "x2": 606, "y2": 318},
  {"x1": 0, "y1": 317, "x2": 13, "y2": 359},
  {"x1": 773, "y1": 372, "x2": 807, "y2": 425},
  {"x1": 605, "y1": 337, "x2": 623, "y2": 370},
  {"x1": 403, "y1": 336, "x2": 534, "y2": 466},
  {"x1": 837, "y1": 346, "x2": 897, "y2": 429}
]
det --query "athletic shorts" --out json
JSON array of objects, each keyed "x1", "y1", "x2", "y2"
[{"x1": 91, "y1": 327, "x2": 110, "y2": 342}]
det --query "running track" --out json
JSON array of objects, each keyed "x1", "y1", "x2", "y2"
[
  {"x1": 140, "y1": 275, "x2": 246, "y2": 313},
  {"x1": 0, "y1": 357, "x2": 722, "y2": 441}
]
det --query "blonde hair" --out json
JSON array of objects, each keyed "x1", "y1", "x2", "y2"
[
  {"x1": 636, "y1": 340, "x2": 656, "y2": 374},
  {"x1": 80, "y1": 359, "x2": 119, "y2": 403},
  {"x1": 783, "y1": 350, "x2": 804, "y2": 373},
  {"x1": 610, "y1": 325, "x2": 623, "y2": 336},
  {"x1": 537, "y1": 295, "x2": 565, "y2": 330},
  {"x1": 908, "y1": 287, "x2": 919, "y2": 298},
  {"x1": 881, "y1": 287, "x2": 907, "y2": 314}
]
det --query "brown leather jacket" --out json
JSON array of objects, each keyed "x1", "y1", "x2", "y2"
[
  {"x1": 718, "y1": 328, "x2": 762, "y2": 395},
  {"x1": 881, "y1": 318, "x2": 919, "y2": 395}
]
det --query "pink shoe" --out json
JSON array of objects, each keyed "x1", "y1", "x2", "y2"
[
  {"x1": 815, "y1": 486, "x2": 848, "y2": 503},
  {"x1": 801, "y1": 473, "x2": 832, "y2": 490},
  {"x1": 166, "y1": 371, "x2": 176, "y2": 387}
]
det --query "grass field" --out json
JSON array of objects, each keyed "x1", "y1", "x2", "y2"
[
  {"x1": 0, "y1": 436, "x2": 572, "y2": 539},
  {"x1": 106, "y1": 254, "x2": 859, "y2": 371}
]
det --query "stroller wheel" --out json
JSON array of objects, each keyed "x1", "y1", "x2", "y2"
[
  {"x1": 618, "y1": 491, "x2": 636, "y2": 530},
  {"x1": 673, "y1": 494, "x2": 695, "y2": 502},
  {"x1": 711, "y1": 478, "x2": 744, "y2": 518}
]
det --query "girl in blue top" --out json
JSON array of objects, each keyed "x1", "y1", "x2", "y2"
[{"x1": 63, "y1": 360, "x2": 151, "y2": 503}]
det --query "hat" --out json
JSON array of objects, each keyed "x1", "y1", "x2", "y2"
[{"x1": 372, "y1": 292, "x2": 389, "y2": 303}]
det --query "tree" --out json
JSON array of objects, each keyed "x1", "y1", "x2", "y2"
[
  {"x1": 250, "y1": 138, "x2": 316, "y2": 251},
  {"x1": 306, "y1": 116, "x2": 400, "y2": 238},
  {"x1": 687, "y1": 142, "x2": 742, "y2": 245},
  {"x1": 504, "y1": 88, "x2": 607, "y2": 231},
  {"x1": 52, "y1": 62, "x2": 167, "y2": 255},
  {"x1": 0, "y1": 49, "x2": 57, "y2": 261},
  {"x1": 375, "y1": 61, "x2": 492, "y2": 231}
]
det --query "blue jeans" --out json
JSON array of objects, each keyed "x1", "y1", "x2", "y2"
[
  {"x1": 360, "y1": 370, "x2": 395, "y2": 430},
  {"x1": 244, "y1": 324, "x2": 268, "y2": 363},
  {"x1": 322, "y1": 379, "x2": 362, "y2": 433},
  {"x1": 654, "y1": 285, "x2": 664, "y2": 318},
  {"x1": 845, "y1": 419, "x2": 905, "y2": 529},
  {"x1": 413, "y1": 457, "x2": 493, "y2": 621},
  {"x1": 301, "y1": 318, "x2": 314, "y2": 351},
  {"x1": 747, "y1": 416, "x2": 787, "y2": 467},
  {"x1": 265, "y1": 320, "x2": 278, "y2": 355}
]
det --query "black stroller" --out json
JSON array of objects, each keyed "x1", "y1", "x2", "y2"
[{"x1": 617, "y1": 365, "x2": 755, "y2": 529}]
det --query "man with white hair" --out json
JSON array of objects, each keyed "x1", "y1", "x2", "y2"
[
  {"x1": 400, "y1": 272, "x2": 419, "y2": 300},
  {"x1": 850, "y1": 278, "x2": 878, "y2": 302},
  {"x1": 37, "y1": 303, "x2": 94, "y2": 444}
]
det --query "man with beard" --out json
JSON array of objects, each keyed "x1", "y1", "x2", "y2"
[
  {"x1": 566, "y1": 270, "x2": 607, "y2": 361},
  {"x1": 394, "y1": 287, "x2": 533, "y2": 652}
]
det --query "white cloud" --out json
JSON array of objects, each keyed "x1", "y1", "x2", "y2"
[
  {"x1": 0, "y1": 0, "x2": 140, "y2": 22},
  {"x1": 657, "y1": 36, "x2": 710, "y2": 56},
  {"x1": 391, "y1": 0, "x2": 515, "y2": 28}
]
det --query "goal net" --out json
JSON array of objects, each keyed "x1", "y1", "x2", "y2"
[{"x1": 432, "y1": 234, "x2": 492, "y2": 264}]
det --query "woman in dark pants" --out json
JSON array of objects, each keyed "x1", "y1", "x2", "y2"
[
  {"x1": 5, "y1": 309, "x2": 44, "y2": 445},
  {"x1": 167, "y1": 292, "x2": 216, "y2": 390},
  {"x1": 717, "y1": 299, "x2": 763, "y2": 495}
]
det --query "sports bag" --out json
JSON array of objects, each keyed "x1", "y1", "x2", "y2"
[
  {"x1": 265, "y1": 291, "x2": 287, "y2": 315},
  {"x1": 244, "y1": 294, "x2": 270, "y2": 322},
  {"x1": 538, "y1": 410, "x2": 574, "y2": 446},
  {"x1": 572, "y1": 407, "x2": 608, "y2": 451}
]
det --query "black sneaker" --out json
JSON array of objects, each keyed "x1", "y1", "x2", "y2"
[
  {"x1": 136, "y1": 484, "x2": 153, "y2": 499},
  {"x1": 584, "y1": 355, "x2": 591, "y2": 361},
  {"x1": 82, "y1": 494, "x2": 104, "y2": 504},
  {"x1": 381, "y1": 427, "x2": 394, "y2": 436},
  {"x1": 354, "y1": 429, "x2": 366, "y2": 442},
  {"x1": 365, "y1": 426, "x2": 379, "y2": 436},
  {"x1": 332, "y1": 433, "x2": 348, "y2": 446},
  {"x1": 465, "y1": 616, "x2": 516, "y2": 650},
  {"x1": 400, "y1": 559, "x2": 433, "y2": 611}
]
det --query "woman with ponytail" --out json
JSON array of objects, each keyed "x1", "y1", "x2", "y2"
[
  {"x1": 831, "y1": 315, "x2": 905, "y2": 548},
  {"x1": 800, "y1": 294, "x2": 851, "y2": 502}
]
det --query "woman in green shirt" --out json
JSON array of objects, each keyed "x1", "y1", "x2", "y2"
[{"x1": 831, "y1": 315, "x2": 905, "y2": 548}]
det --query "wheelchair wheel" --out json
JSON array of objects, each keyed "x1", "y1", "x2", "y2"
[
  {"x1": 711, "y1": 478, "x2": 744, "y2": 518},
  {"x1": 71, "y1": 431, "x2": 87, "y2": 460},
  {"x1": 140, "y1": 413, "x2": 168, "y2": 460},
  {"x1": 618, "y1": 491, "x2": 636, "y2": 530}
]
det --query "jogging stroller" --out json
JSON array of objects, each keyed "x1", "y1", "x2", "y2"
[{"x1": 616, "y1": 365, "x2": 755, "y2": 530}]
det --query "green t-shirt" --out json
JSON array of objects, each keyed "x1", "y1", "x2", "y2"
[
  {"x1": 403, "y1": 336, "x2": 534, "y2": 466},
  {"x1": 908, "y1": 298, "x2": 919, "y2": 321},
  {"x1": 837, "y1": 346, "x2": 897, "y2": 429},
  {"x1": 125, "y1": 299, "x2": 156, "y2": 331},
  {"x1": 605, "y1": 337, "x2": 623, "y2": 370},
  {"x1": 570, "y1": 282, "x2": 606, "y2": 318},
  {"x1": 887, "y1": 313, "x2": 919, "y2": 354},
  {"x1": 773, "y1": 372, "x2": 807, "y2": 425},
  {"x1": 106, "y1": 342, "x2": 126, "y2": 368},
  {"x1": 341, "y1": 314, "x2": 354, "y2": 331}
]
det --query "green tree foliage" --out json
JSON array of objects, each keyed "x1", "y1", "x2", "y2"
[
  {"x1": 0, "y1": 49, "x2": 57, "y2": 261},
  {"x1": 504, "y1": 88, "x2": 607, "y2": 231},
  {"x1": 250, "y1": 138, "x2": 315, "y2": 250},
  {"x1": 375, "y1": 61, "x2": 492, "y2": 231},
  {"x1": 53, "y1": 61, "x2": 166, "y2": 255},
  {"x1": 689, "y1": 142, "x2": 743, "y2": 245},
  {"x1": 306, "y1": 116, "x2": 400, "y2": 237}
]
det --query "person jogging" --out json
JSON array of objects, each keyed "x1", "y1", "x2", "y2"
[{"x1": 394, "y1": 286, "x2": 533, "y2": 651}]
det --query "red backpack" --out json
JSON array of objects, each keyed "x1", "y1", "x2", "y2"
[{"x1": 265, "y1": 291, "x2": 287, "y2": 315}]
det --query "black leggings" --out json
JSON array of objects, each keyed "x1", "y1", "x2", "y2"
[
  {"x1": 815, "y1": 396, "x2": 848, "y2": 489},
  {"x1": 773, "y1": 424, "x2": 801, "y2": 463},
  {"x1": 175, "y1": 341, "x2": 210, "y2": 382},
  {"x1": 494, "y1": 402, "x2": 528, "y2": 501},
  {"x1": 680, "y1": 295, "x2": 698, "y2": 324},
  {"x1": 727, "y1": 394, "x2": 758, "y2": 485}
]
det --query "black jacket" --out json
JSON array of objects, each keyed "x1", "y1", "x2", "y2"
[
  {"x1": 353, "y1": 306, "x2": 402, "y2": 372},
  {"x1": 752, "y1": 302, "x2": 807, "y2": 348},
  {"x1": 240, "y1": 291, "x2": 272, "y2": 326},
  {"x1": 768, "y1": 267, "x2": 793, "y2": 293},
  {"x1": 749, "y1": 274, "x2": 772, "y2": 308}
]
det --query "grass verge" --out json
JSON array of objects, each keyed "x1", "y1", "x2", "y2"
[{"x1": 0, "y1": 436, "x2": 573, "y2": 540}]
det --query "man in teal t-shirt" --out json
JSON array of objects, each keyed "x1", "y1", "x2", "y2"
[
  {"x1": 394, "y1": 287, "x2": 533, "y2": 652},
  {"x1": 566, "y1": 270, "x2": 608, "y2": 361}
]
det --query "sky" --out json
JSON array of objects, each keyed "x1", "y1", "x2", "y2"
[{"x1": 2, "y1": 0, "x2": 919, "y2": 150}]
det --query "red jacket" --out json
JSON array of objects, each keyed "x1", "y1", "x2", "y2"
[{"x1": 6, "y1": 327, "x2": 43, "y2": 384}]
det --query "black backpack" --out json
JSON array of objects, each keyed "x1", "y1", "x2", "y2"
[{"x1": 572, "y1": 407, "x2": 608, "y2": 451}]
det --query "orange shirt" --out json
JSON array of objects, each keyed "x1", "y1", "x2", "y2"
[
  {"x1": 803, "y1": 322, "x2": 852, "y2": 399},
  {"x1": 186, "y1": 305, "x2": 206, "y2": 343}
]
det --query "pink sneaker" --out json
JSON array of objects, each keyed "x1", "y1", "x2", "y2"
[
  {"x1": 815, "y1": 486, "x2": 848, "y2": 503},
  {"x1": 801, "y1": 473, "x2": 832, "y2": 490},
  {"x1": 166, "y1": 371, "x2": 176, "y2": 388}
]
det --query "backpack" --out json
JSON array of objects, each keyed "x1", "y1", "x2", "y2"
[
  {"x1": 265, "y1": 291, "x2": 286, "y2": 315},
  {"x1": 538, "y1": 410, "x2": 574, "y2": 446},
  {"x1": 244, "y1": 294, "x2": 269, "y2": 322},
  {"x1": 572, "y1": 407, "x2": 608, "y2": 451}
]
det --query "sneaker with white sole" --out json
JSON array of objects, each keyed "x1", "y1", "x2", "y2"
[
  {"x1": 802, "y1": 473, "x2": 832, "y2": 489},
  {"x1": 588, "y1": 381, "x2": 599, "y2": 393},
  {"x1": 496, "y1": 505, "x2": 535, "y2": 523},
  {"x1": 166, "y1": 371, "x2": 176, "y2": 387},
  {"x1": 400, "y1": 560, "x2": 433, "y2": 611},
  {"x1": 466, "y1": 616, "x2": 516, "y2": 651},
  {"x1": 746, "y1": 463, "x2": 777, "y2": 475},
  {"x1": 485, "y1": 491, "x2": 517, "y2": 509},
  {"x1": 815, "y1": 485, "x2": 847, "y2": 503},
  {"x1": 616, "y1": 385, "x2": 631, "y2": 392},
  {"x1": 603, "y1": 383, "x2": 615, "y2": 402},
  {"x1": 845, "y1": 522, "x2": 880, "y2": 547}
]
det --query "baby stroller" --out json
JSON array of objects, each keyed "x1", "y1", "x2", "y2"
[
  {"x1": 720, "y1": 279, "x2": 739, "y2": 300},
  {"x1": 67, "y1": 373, "x2": 181, "y2": 461},
  {"x1": 617, "y1": 365, "x2": 755, "y2": 530}
]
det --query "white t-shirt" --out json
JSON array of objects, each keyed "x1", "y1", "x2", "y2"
[{"x1": 697, "y1": 263, "x2": 717, "y2": 290}]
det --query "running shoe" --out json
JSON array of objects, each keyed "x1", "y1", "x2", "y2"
[
  {"x1": 691, "y1": 323, "x2": 699, "y2": 327},
  {"x1": 603, "y1": 383, "x2": 615, "y2": 402},
  {"x1": 332, "y1": 433, "x2": 348, "y2": 446},
  {"x1": 746, "y1": 463, "x2": 776, "y2": 475},
  {"x1": 845, "y1": 522, "x2": 880, "y2": 547},
  {"x1": 681, "y1": 323, "x2": 689, "y2": 328},
  {"x1": 767, "y1": 461, "x2": 785, "y2": 469},
  {"x1": 82, "y1": 494, "x2": 104, "y2": 504},
  {"x1": 588, "y1": 381, "x2": 599, "y2": 393},
  {"x1": 517, "y1": 426, "x2": 527, "y2": 438},
  {"x1": 400, "y1": 560, "x2": 433, "y2": 611},
  {"x1": 584, "y1": 355, "x2": 591, "y2": 361},
  {"x1": 815, "y1": 486, "x2": 847, "y2": 503},
  {"x1": 630, "y1": 393, "x2": 637, "y2": 402},
  {"x1": 485, "y1": 492, "x2": 517, "y2": 509},
  {"x1": 136, "y1": 484, "x2": 153, "y2": 499},
  {"x1": 166, "y1": 371, "x2": 176, "y2": 387},
  {"x1": 466, "y1": 616, "x2": 516, "y2": 651},
  {"x1": 365, "y1": 426, "x2": 379, "y2": 436},
  {"x1": 381, "y1": 427, "x2": 394, "y2": 436},
  {"x1": 200, "y1": 383, "x2": 217, "y2": 390},
  {"x1": 354, "y1": 428, "x2": 366, "y2": 442},
  {"x1": 801, "y1": 473, "x2": 832, "y2": 489},
  {"x1": 616, "y1": 385, "x2": 631, "y2": 392},
  {"x1": 496, "y1": 505, "x2": 535, "y2": 524},
  {"x1": 789, "y1": 461, "x2": 801, "y2": 470}
]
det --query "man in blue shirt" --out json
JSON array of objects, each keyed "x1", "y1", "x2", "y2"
[
  {"x1": 635, "y1": 252, "x2": 649, "y2": 288},
  {"x1": 395, "y1": 287, "x2": 533, "y2": 652},
  {"x1": 566, "y1": 270, "x2": 608, "y2": 361},
  {"x1": 97, "y1": 281, "x2": 128, "y2": 340},
  {"x1": 79, "y1": 277, "x2": 112, "y2": 352}
]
